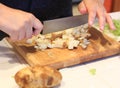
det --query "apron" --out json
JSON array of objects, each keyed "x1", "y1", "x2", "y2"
[
  {"x1": 0, "y1": 0, "x2": 72, "y2": 21},
  {"x1": 0, "y1": 0, "x2": 72, "y2": 39}
]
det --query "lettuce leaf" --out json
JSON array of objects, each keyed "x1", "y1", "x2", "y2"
[
  {"x1": 89, "y1": 68, "x2": 96, "y2": 76},
  {"x1": 104, "y1": 20, "x2": 120, "y2": 36}
]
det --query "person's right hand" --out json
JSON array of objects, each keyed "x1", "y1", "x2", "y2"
[{"x1": 0, "y1": 3, "x2": 43, "y2": 41}]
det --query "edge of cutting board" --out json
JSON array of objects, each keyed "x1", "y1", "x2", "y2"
[{"x1": 7, "y1": 27, "x2": 120, "y2": 69}]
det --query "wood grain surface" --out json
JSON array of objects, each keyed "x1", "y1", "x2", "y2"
[{"x1": 7, "y1": 27, "x2": 120, "y2": 69}]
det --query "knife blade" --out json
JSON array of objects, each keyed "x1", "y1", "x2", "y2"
[
  {"x1": 0, "y1": 14, "x2": 88, "y2": 40},
  {"x1": 42, "y1": 14, "x2": 88, "y2": 34}
]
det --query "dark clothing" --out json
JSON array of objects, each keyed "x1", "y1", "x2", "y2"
[
  {"x1": 0, "y1": 0, "x2": 72, "y2": 40},
  {"x1": 0, "y1": 0, "x2": 72, "y2": 21}
]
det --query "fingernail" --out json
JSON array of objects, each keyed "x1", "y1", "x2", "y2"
[
  {"x1": 111, "y1": 25, "x2": 116, "y2": 30},
  {"x1": 80, "y1": 8, "x2": 87, "y2": 14}
]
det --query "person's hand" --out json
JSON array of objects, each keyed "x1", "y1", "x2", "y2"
[
  {"x1": 78, "y1": 0, "x2": 115, "y2": 30},
  {"x1": 0, "y1": 4, "x2": 43, "y2": 41}
]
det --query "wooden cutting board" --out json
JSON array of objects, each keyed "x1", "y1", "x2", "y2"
[{"x1": 7, "y1": 27, "x2": 120, "y2": 69}]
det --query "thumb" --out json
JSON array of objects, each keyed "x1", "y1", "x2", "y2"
[{"x1": 78, "y1": 1, "x2": 88, "y2": 14}]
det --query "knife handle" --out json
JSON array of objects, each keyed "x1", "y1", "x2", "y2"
[{"x1": 0, "y1": 30, "x2": 9, "y2": 40}]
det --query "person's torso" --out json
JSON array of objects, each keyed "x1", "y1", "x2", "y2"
[{"x1": 0, "y1": 0, "x2": 72, "y2": 21}]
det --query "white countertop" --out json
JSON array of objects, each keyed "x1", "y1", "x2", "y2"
[{"x1": 0, "y1": 12, "x2": 120, "y2": 88}]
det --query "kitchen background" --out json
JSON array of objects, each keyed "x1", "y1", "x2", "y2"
[
  {"x1": 72, "y1": 0, "x2": 120, "y2": 16},
  {"x1": 0, "y1": 1, "x2": 120, "y2": 88}
]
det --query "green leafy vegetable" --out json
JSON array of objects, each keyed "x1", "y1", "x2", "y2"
[
  {"x1": 104, "y1": 19, "x2": 120, "y2": 36},
  {"x1": 89, "y1": 68, "x2": 96, "y2": 76},
  {"x1": 11, "y1": 76, "x2": 14, "y2": 78}
]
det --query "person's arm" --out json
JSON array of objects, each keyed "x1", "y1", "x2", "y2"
[
  {"x1": 78, "y1": 0, "x2": 115, "y2": 30},
  {"x1": 0, "y1": 3, "x2": 43, "y2": 41}
]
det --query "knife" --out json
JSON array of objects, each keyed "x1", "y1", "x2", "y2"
[
  {"x1": 42, "y1": 14, "x2": 88, "y2": 34},
  {"x1": 0, "y1": 14, "x2": 88, "y2": 40}
]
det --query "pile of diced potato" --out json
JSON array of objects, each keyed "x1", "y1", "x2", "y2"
[{"x1": 27, "y1": 24, "x2": 91, "y2": 50}]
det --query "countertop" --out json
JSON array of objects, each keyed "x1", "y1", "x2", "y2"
[{"x1": 0, "y1": 12, "x2": 120, "y2": 88}]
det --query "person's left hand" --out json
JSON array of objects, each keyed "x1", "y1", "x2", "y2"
[{"x1": 78, "y1": 0, "x2": 115, "y2": 30}]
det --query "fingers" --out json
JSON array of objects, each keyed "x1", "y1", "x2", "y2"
[
  {"x1": 9, "y1": 22, "x2": 32, "y2": 41},
  {"x1": 10, "y1": 16, "x2": 43, "y2": 41},
  {"x1": 25, "y1": 27, "x2": 33, "y2": 39},
  {"x1": 9, "y1": 27, "x2": 26, "y2": 41},
  {"x1": 78, "y1": 1, "x2": 95, "y2": 27},
  {"x1": 97, "y1": 9, "x2": 106, "y2": 30},
  {"x1": 33, "y1": 17, "x2": 43, "y2": 35},
  {"x1": 105, "y1": 13, "x2": 115, "y2": 30},
  {"x1": 78, "y1": 0, "x2": 115, "y2": 31},
  {"x1": 88, "y1": 8, "x2": 96, "y2": 27},
  {"x1": 18, "y1": 28, "x2": 26, "y2": 40},
  {"x1": 78, "y1": 1, "x2": 97, "y2": 27},
  {"x1": 97, "y1": 9, "x2": 115, "y2": 30},
  {"x1": 10, "y1": 31, "x2": 19, "y2": 41},
  {"x1": 0, "y1": 5, "x2": 43, "y2": 41},
  {"x1": 78, "y1": 1, "x2": 88, "y2": 14}
]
